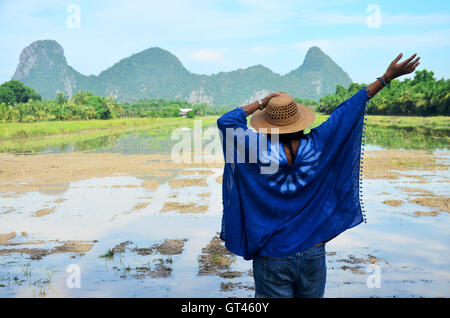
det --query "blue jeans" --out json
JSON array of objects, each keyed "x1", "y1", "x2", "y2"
[{"x1": 252, "y1": 243, "x2": 327, "y2": 298}]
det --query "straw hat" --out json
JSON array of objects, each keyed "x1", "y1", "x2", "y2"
[{"x1": 250, "y1": 92, "x2": 315, "y2": 134}]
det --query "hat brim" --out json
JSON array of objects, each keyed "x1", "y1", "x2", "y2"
[{"x1": 250, "y1": 103, "x2": 316, "y2": 134}]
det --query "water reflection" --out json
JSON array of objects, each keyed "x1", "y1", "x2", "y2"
[
  {"x1": 367, "y1": 126, "x2": 449, "y2": 150},
  {"x1": 0, "y1": 118, "x2": 448, "y2": 298},
  {"x1": 2, "y1": 123, "x2": 448, "y2": 155},
  {"x1": 0, "y1": 166, "x2": 448, "y2": 297}
]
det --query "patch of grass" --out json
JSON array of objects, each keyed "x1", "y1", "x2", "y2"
[
  {"x1": 99, "y1": 249, "x2": 115, "y2": 259},
  {"x1": 313, "y1": 114, "x2": 449, "y2": 150},
  {"x1": 1, "y1": 114, "x2": 448, "y2": 153},
  {"x1": 308, "y1": 113, "x2": 450, "y2": 131},
  {"x1": 0, "y1": 116, "x2": 219, "y2": 140},
  {"x1": 0, "y1": 116, "x2": 218, "y2": 153}
]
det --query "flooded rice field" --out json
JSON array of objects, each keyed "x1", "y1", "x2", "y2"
[{"x1": 0, "y1": 127, "x2": 449, "y2": 297}]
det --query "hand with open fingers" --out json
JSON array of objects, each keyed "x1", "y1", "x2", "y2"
[{"x1": 384, "y1": 53, "x2": 421, "y2": 82}]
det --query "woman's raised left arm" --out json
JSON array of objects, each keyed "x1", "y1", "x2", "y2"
[{"x1": 366, "y1": 53, "x2": 421, "y2": 100}]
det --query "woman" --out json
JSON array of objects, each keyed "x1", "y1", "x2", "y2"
[{"x1": 217, "y1": 53, "x2": 420, "y2": 298}]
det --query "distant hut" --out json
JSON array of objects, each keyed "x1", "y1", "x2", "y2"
[{"x1": 179, "y1": 108, "x2": 193, "y2": 117}]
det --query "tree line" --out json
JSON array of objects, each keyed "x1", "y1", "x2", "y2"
[
  {"x1": 0, "y1": 80, "x2": 230, "y2": 122},
  {"x1": 0, "y1": 69, "x2": 448, "y2": 122},
  {"x1": 317, "y1": 70, "x2": 449, "y2": 115}
]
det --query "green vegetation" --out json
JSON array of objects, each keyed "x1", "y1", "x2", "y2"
[
  {"x1": 355, "y1": 115, "x2": 449, "y2": 150},
  {"x1": 294, "y1": 97, "x2": 319, "y2": 111},
  {"x1": 0, "y1": 80, "x2": 41, "y2": 105},
  {"x1": 364, "y1": 123, "x2": 448, "y2": 150},
  {"x1": 285, "y1": 46, "x2": 352, "y2": 100},
  {"x1": 121, "y1": 99, "x2": 232, "y2": 118},
  {"x1": 99, "y1": 249, "x2": 115, "y2": 259},
  {"x1": 1, "y1": 68, "x2": 448, "y2": 154},
  {"x1": 186, "y1": 110, "x2": 195, "y2": 118},
  {"x1": 0, "y1": 116, "x2": 218, "y2": 153},
  {"x1": 0, "y1": 114, "x2": 447, "y2": 154},
  {"x1": 0, "y1": 116, "x2": 218, "y2": 139},
  {"x1": 14, "y1": 40, "x2": 351, "y2": 104},
  {"x1": 0, "y1": 80, "x2": 233, "y2": 123},
  {"x1": 318, "y1": 70, "x2": 449, "y2": 115},
  {"x1": 122, "y1": 99, "x2": 187, "y2": 118},
  {"x1": 0, "y1": 89, "x2": 124, "y2": 122},
  {"x1": 250, "y1": 112, "x2": 449, "y2": 150}
]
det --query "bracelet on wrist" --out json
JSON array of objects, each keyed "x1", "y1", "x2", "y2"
[
  {"x1": 377, "y1": 76, "x2": 390, "y2": 88},
  {"x1": 383, "y1": 74, "x2": 392, "y2": 84}
]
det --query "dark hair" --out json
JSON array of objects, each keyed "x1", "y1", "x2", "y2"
[{"x1": 269, "y1": 130, "x2": 304, "y2": 158}]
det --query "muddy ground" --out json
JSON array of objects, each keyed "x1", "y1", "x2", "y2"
[
  {"x1": 1, "y1": 149, "x2": 447, "y2": 215},
  {"x1": 0, "y1": 232, "x2": 95, "y2": 260},
  {"x1": 0, "y1": 149, "x2": 447, "y2": 194},
  {"x1": 98, "y1": 239, "x2": 188, "y2": 279},
  {"x1": 0, "y1": 153, "x2": 222, "y2": 194}
]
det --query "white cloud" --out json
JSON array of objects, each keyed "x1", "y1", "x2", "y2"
[
  {"x1": 295, "y1": 10, "x2": 365, "y2": 25},
  {"x1": 294, "y1": 28, "x2": 450, "y2": 57},
  {"x1": 293, "y1": 29, "x2": 450, "y2": 82},
  {"x1": 190, "y1": 48, "x2": 226, "y2": 63},
  {"x1": 383, "y1": 13, "x2": 450, "y2": 25},
  {"x1": 243, "y1": 45, "x2": 278, "y2": 55},
  {"x1": 293, "y1": 10, "x2": 450, "y2": 26},
  {"x1": 0, "y1": 0, "x2": 449, "y2": 83}
]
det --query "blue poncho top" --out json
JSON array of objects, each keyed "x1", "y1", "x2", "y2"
[{"x1": 217, "y1": 88, "x2": 369, "y2": 260}]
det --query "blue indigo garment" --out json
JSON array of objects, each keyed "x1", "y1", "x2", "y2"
[{"x1": 217, "y1": 88, "x2": 369, "y2": 260}]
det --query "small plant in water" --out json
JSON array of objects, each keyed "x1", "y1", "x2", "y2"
[
  {"x1": 32, "y1": 269, "x2": 58, "y2": 298},
  {"x1": 21, "y1": 263, "x2": 31, "y2": 278},
  {"x1": 100, "y1": 249, "x2": 115, "y2": 259},
  {"x1": 46, "y1": 270, "x2": 57, "y2": 283}
]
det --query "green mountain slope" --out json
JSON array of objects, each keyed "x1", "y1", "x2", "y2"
[{"x1": 12, "y1": 40, "x2": 352, "y2": 106}]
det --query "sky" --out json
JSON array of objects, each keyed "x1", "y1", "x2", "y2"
[{"x1": 0, "y1": 0, "x2": 449, "y2": 85}]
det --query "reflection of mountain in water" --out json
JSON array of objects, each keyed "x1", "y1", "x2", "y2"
[
  {"x1": 37, "y1": 182, "x2": 71, "y2": 196},
  {"x1": 34, "y1": 124, "x2": 449, "y2": 155},
  {"x1": 367, "y1": 126, "x2": 449, "y2": 150},
  {"x1": 89, "y1": 130, "x2": 181, "y2": 155}
]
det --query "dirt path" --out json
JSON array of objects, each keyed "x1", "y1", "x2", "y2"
[{"x1": 0, "y1": 153, "x2": 223, "y2": 194}]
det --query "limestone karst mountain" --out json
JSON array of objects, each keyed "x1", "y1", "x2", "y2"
[{"x1": 12, "y1": 40, "x2": 352, "y2": 106}]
